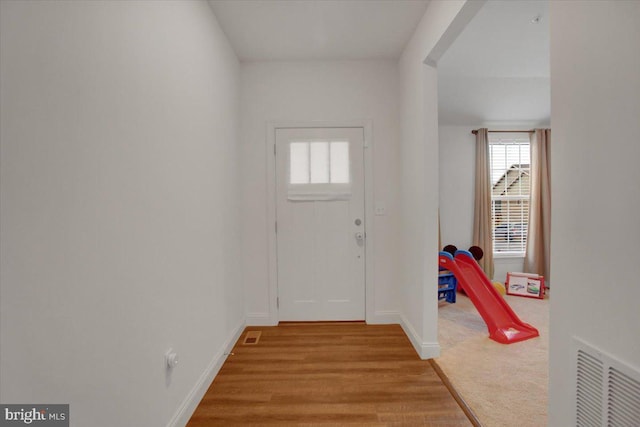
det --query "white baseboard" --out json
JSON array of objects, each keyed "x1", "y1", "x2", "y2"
[
  {"x1": 246, "y1": 312, "x2": 277, "y2": 326},
  {"x1": 370, "y1": 310, "x2": 401, "y2": 324},
  {"x1": 420, "y1": 341, "x2": 441, "y2": 359},
  {"x1": 399, "y1": 314, "x2": 441, "y2": 359},
  {"x1": 167, "y1": 319, "x2": 245, "y2": 427}
]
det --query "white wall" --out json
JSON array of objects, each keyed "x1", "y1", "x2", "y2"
[
  {"x1": 549, "y1": 1, "x2": 640, "y2": 425},
  {"x1": 438, "y1": 125, "x2": 537, "y2": 283},
  {"x1": 240, "y1": 60, "x2": 401, "y2": 324},
  {"x1": 439, "y1": 125, "x2": 475, "y2": 251},
  {"x1": 398, "y1": 0, "x2": 480, "y2": 358},
  {"x1": 0, "y1": 2, "x2": 243, "y2": 426}
]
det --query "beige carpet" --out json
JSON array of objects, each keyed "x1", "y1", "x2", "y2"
[{"x1": 436, "y1": 292, "x2": 549, "y2": 427}]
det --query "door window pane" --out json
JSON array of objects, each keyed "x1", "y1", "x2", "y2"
[
  {"x1": 290, "y1": 142, "x2": 309, "y2": 184},
  {"x1": 289, "y1": 140, "x2": 351, "y2": 185},
  {"x1": 330, "y1": 141, "x2": 349, "y2": 183},
  {"x1": 310, "y1": 142, "x2": 329, "y2": 183}
]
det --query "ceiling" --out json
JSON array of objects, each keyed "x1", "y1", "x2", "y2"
[
  {"x1": 208, "y1": 0, "x2": 549, "y2": 126},
  {"x1": 208, "y1": 0, "x2": 429, "y2": 61},
  {"x1": 437, "y1": 1, "x2": 550, "y2": 125}
]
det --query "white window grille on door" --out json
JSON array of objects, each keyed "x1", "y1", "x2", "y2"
[{"x1": 287, "y1": 140, "x2": 351, "y2": 201}]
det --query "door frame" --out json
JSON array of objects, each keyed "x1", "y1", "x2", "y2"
[{"x1": 266, "y1": 120, "x2": 374, "y2": 325}]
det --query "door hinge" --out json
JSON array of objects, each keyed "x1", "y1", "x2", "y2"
[
  {"x1": 275, "y1": 221, "x2": 278, "y2": 233},
  {"x1": 274, "y1": 144, "x2": 276, "y2": 156},
  {"x1": 276, "y1": 297, "x2": 279, "y2": 309}
]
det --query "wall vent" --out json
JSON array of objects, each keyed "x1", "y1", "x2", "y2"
[
  {"x1": 573, "y1": 337, "x2": 640, "y2": 427},
  {"x1": 608, "y1": 367, "x2": 640, "y2": 426},
  {"x1": 577, "y1": 349, "x2": 603, "y2": 426}
]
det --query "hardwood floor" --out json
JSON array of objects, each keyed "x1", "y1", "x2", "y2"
[{"x1": 188, "y1": 323, "x2": 472, "y2": 426}]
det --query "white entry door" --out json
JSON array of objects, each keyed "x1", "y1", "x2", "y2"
[{"x1": 275, "y1": 127, "x2": 365, "y2": 321}]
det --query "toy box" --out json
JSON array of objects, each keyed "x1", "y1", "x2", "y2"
[
  {"x1": 505, "y1": 272, "x2": 545, "y2": 299},
  {"x1": 438, "y1": 270, "x2": 457, "y2": 303}
]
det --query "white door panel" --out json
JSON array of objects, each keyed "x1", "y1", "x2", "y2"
[{"x1": 276, "y1": 127, "x2": 365, "y2": 321}]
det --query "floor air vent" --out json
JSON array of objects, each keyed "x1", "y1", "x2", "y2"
[
  {"x1": 574, "y1": 337, "x2": 640, "y2": 427},
  {"x1": 243, "y1": 331, "x2": 261, "y2": 345}
]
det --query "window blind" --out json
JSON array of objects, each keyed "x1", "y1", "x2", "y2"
[{"x1": 489, "y1": 135, "x2": 531, "y2": 255}]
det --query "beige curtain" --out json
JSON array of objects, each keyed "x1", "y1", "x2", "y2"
[
  {"x1": 472, "y1": 128, "x2": 494, "y2": 279},
  {"x1": 524, "y1": 129, "x2": 551, "y2": 280}
]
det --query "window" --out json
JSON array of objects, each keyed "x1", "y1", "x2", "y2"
[
  {"x1": 289, "y1": 141, "x2": 350, "y2": 184},
  {"x1": 287, "y1": 141, "x2": 351, "y2": 201},
  {"x1": 489, "y1": 134, "x2": 530, "y2": 255}
]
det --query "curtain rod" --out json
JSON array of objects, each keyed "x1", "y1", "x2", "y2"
[{"x1": 471, "y1": 129, "x2": 535, "y2": 135}]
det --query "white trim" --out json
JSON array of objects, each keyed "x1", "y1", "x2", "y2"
[
  {"x1": 494, "y1": 254, "x2": 526, "y2": 260},
  {"x1": 266, "y1": 120, "x2": 374, "y2": 324},
  {"x1": 420, "y1": 342, "x2": 441, "y2": 360},
  {"x1": 246, "y1": 312, "x2": 275, "y2": 326},
  {"x1": 362, "y1": 122, "x2": 375, "y2": 323},
  {"x1": 166, "y1": 319, "x2": 245, "y2": 427},
  {"x1": 266, "y1": 123, "x2": 279, "y2": 326},
  {"x1": 400, "y1": 314, "x2": 422, "y2": 356},
  {"x1": 400, "y1": 314, "x2": 441, "y2": 360},
  {"x1": 371, "y1": 310, "x2": 401, "y2": 324}
]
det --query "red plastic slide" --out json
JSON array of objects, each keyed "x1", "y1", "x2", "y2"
[{"x1": 439, "y1": 250, "x2": 539, "y2": 344}]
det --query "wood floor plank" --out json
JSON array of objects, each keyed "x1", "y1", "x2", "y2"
[{"x1": 187, "y1": 323, "x2": 472, "y2": 426}]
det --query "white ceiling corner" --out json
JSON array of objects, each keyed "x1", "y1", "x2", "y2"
[
  {"x1": 208, "y1": 0, "x2": 430, "y2": 61},
  {"x1": 438, "y1": 0, "x2": 551, "y2": 126},
  {"x1": 207, "y1": 0, "x2": 550, "y2": 126}
]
